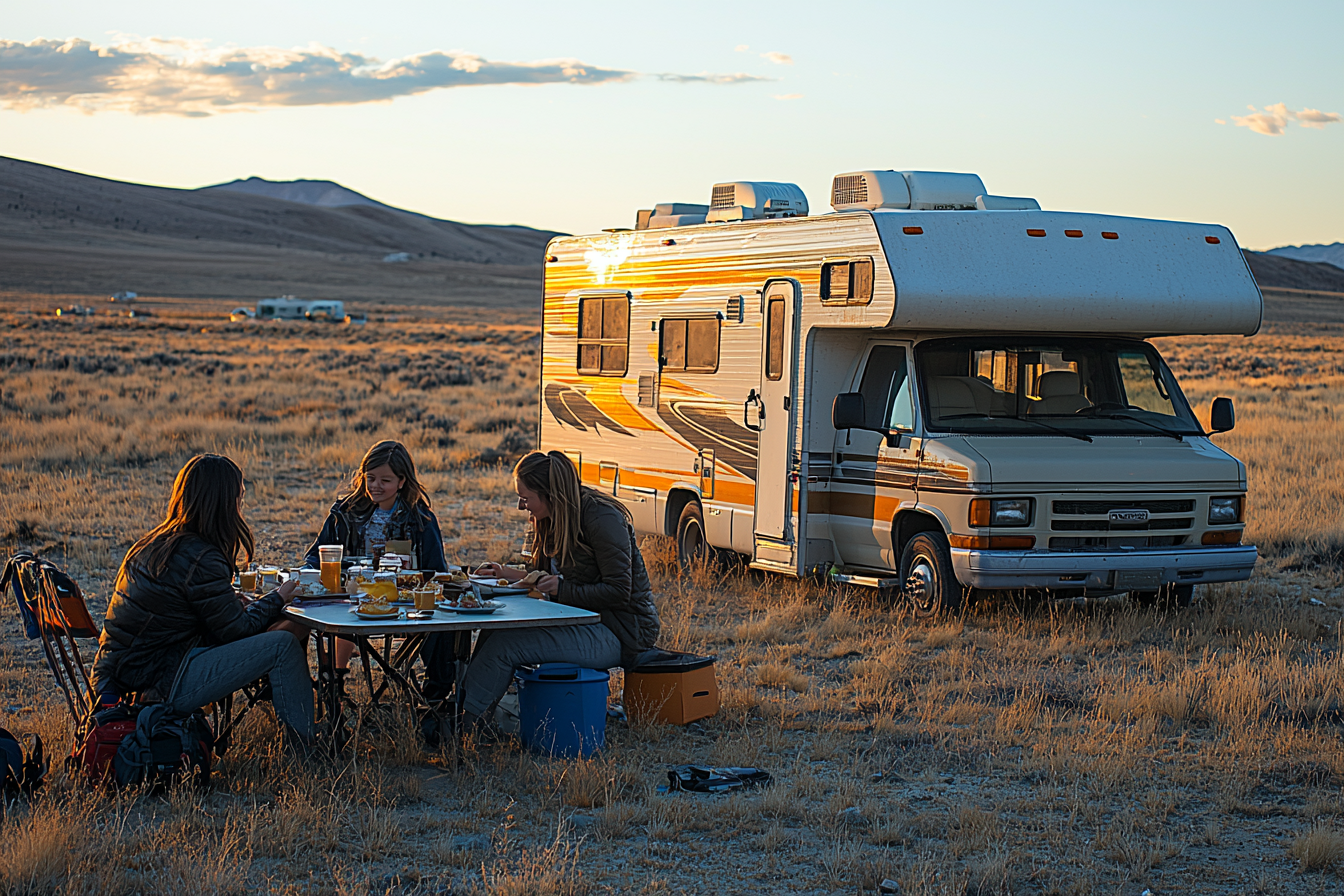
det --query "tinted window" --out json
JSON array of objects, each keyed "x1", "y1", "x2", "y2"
[
  {"x1": 661, "y1": 317, "x2": 719, "y2": 373},
  {"x1": 765, "y1": 298, "x2": 785, "y2": 380},
  {"x1": 821, "y1": 258, "x2": 874, "y2": 305},
  {"x1": 577, "y1": 296, "x2": 629, "y2": 375},
  {"x1": 858, "y1": 345, "x2": 910, "y2": 431}
]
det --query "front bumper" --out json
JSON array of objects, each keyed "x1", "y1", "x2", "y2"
[{"x1": 950, "y1": 545, "x2": 1258, "y2": 592}]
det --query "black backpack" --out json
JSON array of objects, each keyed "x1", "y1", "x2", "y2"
[
  {"x1": 112, "y1": 703, "x2": 214, "y2": 790},
  {"x1": 1, "y1": 726, "x2": 47, "y2": 808}
]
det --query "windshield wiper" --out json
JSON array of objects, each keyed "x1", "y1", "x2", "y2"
[
  {"x1": 939, "y1": 413, "x2": 1093, "y2": 443},
  {"x1": 1082, "y1": 412, "x2": 1186, "y2": 441}
]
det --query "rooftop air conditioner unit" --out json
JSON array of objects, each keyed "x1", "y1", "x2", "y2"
[
  {"x1": 975, "y1": 194, "x2": 1041, "y2": 211},
  {"x1": 830, "y1": 170, "x2": 990, "y2": 211},
  {"x1": 706, "y1": 182, "x2": 808, "y2": 223}
]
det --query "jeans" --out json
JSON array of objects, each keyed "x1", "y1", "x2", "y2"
[
  {"x1": 460, "y1": 623, "x2": 622, "y2": 717},
  {"x1": 171, "y1": 630, "x2": 315, "y2": 743}
]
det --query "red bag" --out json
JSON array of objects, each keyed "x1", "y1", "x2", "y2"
[{"x1": 71, "y1": 702, "x2": 137, "y2": 782}]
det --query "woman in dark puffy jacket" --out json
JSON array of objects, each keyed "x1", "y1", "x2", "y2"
[
  {"x1": 91, "y1": 454, "x2": 313, "y2": 748},
  {"x1": 455, "y1": 450, "x2": 660, "y2": 734}
]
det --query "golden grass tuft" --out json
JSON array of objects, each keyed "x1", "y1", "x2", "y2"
[{"x1": 1291, "y1": 825, "x2": 1344, "y2": 871}]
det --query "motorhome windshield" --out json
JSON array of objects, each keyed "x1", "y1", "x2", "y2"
[{"x1": 916, "y1": 338, "x2": 1202, "y2": 437}]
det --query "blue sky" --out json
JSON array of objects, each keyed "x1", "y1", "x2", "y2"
[{"x1": 2, "y1": 0, "x2": 1340, "y2": 248}]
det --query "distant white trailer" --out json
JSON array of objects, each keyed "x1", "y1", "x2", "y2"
[{"x1": 254, "y1": 296, "x2": 345, "y2": 322}]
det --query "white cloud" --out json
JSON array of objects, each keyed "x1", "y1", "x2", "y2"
[
  {"x1": 1227, "y1": 102, "x2": 1342, "y2": 136},
  {"x1": 0, "y1": 37, "x2": 766, "y2": 116},
  {"x1": 773, "y1": 93, "x2": 803, "y2": 101},
  {"x1": 760, "y1": 51, "x2": 793, "y2": 65},
  {"x1": 734, "y1": 44, "x2": 750, "y2": 52},
  {"x1": 1296, "y1": 107, "x2": 1343, "y2": 129}
]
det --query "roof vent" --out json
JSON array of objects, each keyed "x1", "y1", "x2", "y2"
[
  {"x1": 705, "y1": 182, "x2": 809, "y2": 223},
  {"x1": 975, "y1": 194, "x2": 1041, "y2": 211},
  {"x1": 636, "y1": 202, "x2": 709, "y2": 230},
  {"x1": 831, "y1": 171, "x2": 911, "y2": 210}
]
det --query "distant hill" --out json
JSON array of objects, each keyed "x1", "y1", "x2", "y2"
[
  {"x1": 200, "y1": 177, "x2": 407, "y2": 214},
  {"x1": 0, "y1": 156, "x2": 560, "y2": 306},
  {"x1": 1244, "y1": 251, "x2": 1344, "y2": 294},
  {"x1": 1265, "y1": 242, "x2": 1344, "y2": 271}
]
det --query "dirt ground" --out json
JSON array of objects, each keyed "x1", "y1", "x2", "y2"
[{"x1": 1, "y1": 293, "x2": 1343, "y2": 894}]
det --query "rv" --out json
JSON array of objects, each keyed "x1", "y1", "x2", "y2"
[
  {"x1": 538, "y1": 171, "x2": 1261, "y2": 613},
  {"x1": 254, "y1": 296, "x2": 345, "y2": 322}
]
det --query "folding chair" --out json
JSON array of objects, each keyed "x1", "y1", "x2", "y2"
[{"x1": 1, "y1": 552, "x2": 100, "y2": 726}]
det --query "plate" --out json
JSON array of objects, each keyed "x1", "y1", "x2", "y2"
[
  {"x1": 355, "y1": 609, "x2": 401, "y2": 620},
  {"x1": 444, "y1": 601, "x2": 504, "y2": 615}
]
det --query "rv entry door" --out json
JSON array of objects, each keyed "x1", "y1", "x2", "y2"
[{"x1": 751, "y1": 280, "x2": 799, "y2": 563}]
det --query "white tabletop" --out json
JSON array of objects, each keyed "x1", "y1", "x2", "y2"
[{"x1": 283, "y1": 595, "x2": 600, "y2": 636}]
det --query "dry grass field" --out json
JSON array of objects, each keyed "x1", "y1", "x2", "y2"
[{"x1": 2, "y1": 292, "x2": 1344, "y2": 895}]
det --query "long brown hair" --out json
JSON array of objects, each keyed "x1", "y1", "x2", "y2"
[
  {"x1": 340, "y1": 440, "x2": 431, "y2": 517},
  {"x1": 514, "y1": 451, "x2": 629, "y2": 568},
  {"x1": 120, "y1": 454, "x2": 255, "y2": 578}
]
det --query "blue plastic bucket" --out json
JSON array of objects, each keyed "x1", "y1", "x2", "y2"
[{"x1": 515, "y1": 664, "x2": 609, "y2": 758}]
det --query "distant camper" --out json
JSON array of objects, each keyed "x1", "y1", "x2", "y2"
[{"x1": 254, "y1": 296, "x2": 345, "y2": 322}]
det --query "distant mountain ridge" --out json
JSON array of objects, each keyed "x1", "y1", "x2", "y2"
[
  {"x1": 1266, "y1": 242, "x2": 1344, "y2": 271},
  {"x1": 1244, "y1": 251, "x2": 1344, "y2": 293},
  {"x1": 200, "y1": 177, "x2": 408, "y2": 215}
]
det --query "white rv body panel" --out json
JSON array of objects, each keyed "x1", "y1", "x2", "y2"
[{"x1": 539, "y1": 202, "x2": 1261, "y2": 593}]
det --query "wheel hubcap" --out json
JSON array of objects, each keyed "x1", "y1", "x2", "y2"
[{"x1": 905, "y1": 560, "x2": 935, "y2": 604}]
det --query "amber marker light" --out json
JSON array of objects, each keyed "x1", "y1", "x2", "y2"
[
  {"x1": 661, "y1": 239, "x2": 676, "y2": 246},
  {"x1": 1202, "y1": 530, "x2": 1242, "y2": 546},
  {"x1": 1101, "y1": 232, "x2": 1119, "y2": 240},
  {"x1": 1205, "y1": 236, "x2": 1221, "y2": 244},
  {"x1": 1027, "y1": 229, "x2": 1047, "y2": 237},
  {"x1": 948, "y1": 535, "x2": 1036, "y2": 550},
  {"x1": 1065, "y1": 230, "x2": 1083, "y2": 238},
  {"x1": 903, "y1": 226, "x2": 923, "y2": 235},
  {"x1": 545, "y1": 254, "x2": 559, "y2": 262}
]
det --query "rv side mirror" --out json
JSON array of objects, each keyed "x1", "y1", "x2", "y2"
[
  {"x1": 1210, "y1": 397, "x2": 1235, "y2": 433},
  {"x1": 833, "y1": 393, "x2": 866, "y2": 431}
]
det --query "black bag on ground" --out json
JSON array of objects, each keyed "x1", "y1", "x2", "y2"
[
  {"x1": 668, "y1": 764, "x2": 771, "y2": 793},
  {"x1": 1, "y1": 725, "x2": 47, "y2": 802},
  {"x1": 112, "y1": 703, "x2": 214, "y2": 789}
]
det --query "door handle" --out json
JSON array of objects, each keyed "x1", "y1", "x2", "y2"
[{"x1": 744, "y1": 389, "x2": 764, "y2": 432}]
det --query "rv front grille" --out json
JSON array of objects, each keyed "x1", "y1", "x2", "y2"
[
  {"x1": 1049, "y1": 535, "x2": 1189, "y2": 551},
  {"x1": 1053, "y1": 500, "x2": 1194, "y2": 514},
  {"x1": 711, "y1": 185, "x2": 737, "y2": 209},
  {"x1": 832, "y1": 175, "x2": 868, "y2": 206},
  {"x1": 1052, "y1": 518, "x2": 1193, "y2": 532}
]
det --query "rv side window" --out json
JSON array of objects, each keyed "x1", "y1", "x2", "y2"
[
  {"x1": 858, "y1": 345, "x2": 913, "y2": 431},
  {"x1": 765, "y1": 299, "x2": 785, "y2": 381},
  {"x1": 821, "y1": 258, "x2": 874, "y2": 305},
  {"x1": 660, "y1": 317, "x2": 720, "y2": 373},
  {"x1": 577, "y1": 295, "x2": 629, "y2": 376}
]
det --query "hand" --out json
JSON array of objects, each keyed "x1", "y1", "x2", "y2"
[
  {"x1": 476, "y1": 562, "x2": 523, "y2": 583},
  {"x1": 535, "y1": 574, "x2": 561, "y2": 597},
  {"x1": 277, "y1": 579, "x2": 301, "y2": 603}
]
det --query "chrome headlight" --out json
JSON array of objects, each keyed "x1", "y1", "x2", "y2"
[
  {"x1": 1208, "y1": 496, "x2": 1242, "y2": 525},
  {"x1": 969, "y1": 498, "x2": 1033, "y2": 527}
]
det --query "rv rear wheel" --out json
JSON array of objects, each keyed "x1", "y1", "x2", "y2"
[
  {"x1": 676, "y1": 502, "x2": 711, "y2": 572},
  {"x1": 899, "y1": 532, "x2": 961, "y2": 618}
]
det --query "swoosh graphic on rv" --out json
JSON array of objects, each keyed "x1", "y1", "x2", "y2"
[
  {"x1": 544, "y1": 383, "x2": 634, "y2": 436},
  {"x1": 658, "y1": 398, "x2": 759, "y2": 481}
]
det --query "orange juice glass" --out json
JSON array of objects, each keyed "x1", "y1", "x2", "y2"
[{"x1": 318, "y1": 545, "x2": 344, "y2": 593}]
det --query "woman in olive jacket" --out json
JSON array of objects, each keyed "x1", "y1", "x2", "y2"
[
  {"x1": 91, "y1": 455, "x2": 313, "y2": 746},
  {"x1": 459, "y1": 451, "x2": 660, "y2": 728}
]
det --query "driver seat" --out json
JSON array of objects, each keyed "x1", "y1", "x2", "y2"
[{"x1": 1030, "y1": 371, "x2": 1092, "y2": 415}]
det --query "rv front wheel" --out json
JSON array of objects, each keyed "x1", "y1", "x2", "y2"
[
  {"x1": 676, "y1": 502, "x2": 711, "y2": 572},
  {"x1": 900, "y1": 532, "x2": 961, "y2": 618}
]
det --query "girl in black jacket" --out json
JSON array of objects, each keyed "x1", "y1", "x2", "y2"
[
  {"x1": 294, "y1": 440, "x2": 447, "y2": 680},
  {"x1": 91, "y1": 454, "x2": 313, "y2": 748}
]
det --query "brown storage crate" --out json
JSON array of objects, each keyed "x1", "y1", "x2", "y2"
[{"x1": 625, "y1": 654, "x2": 718, "y2": 725}]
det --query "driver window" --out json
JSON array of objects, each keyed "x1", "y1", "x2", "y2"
[{"x1": 858, "y1": 345, "x2": 913, "y2": 433}]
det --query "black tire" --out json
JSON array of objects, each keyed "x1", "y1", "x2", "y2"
[
  {"x1": 899, "y1": 531, "x2": 962, "y2": 618},
  {"x1": 676, "y1": 501, "x2": 712, "y2": 572},
  {"x1": 1130, "y1": 584, "x2": 1194, "y2": 609}
]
